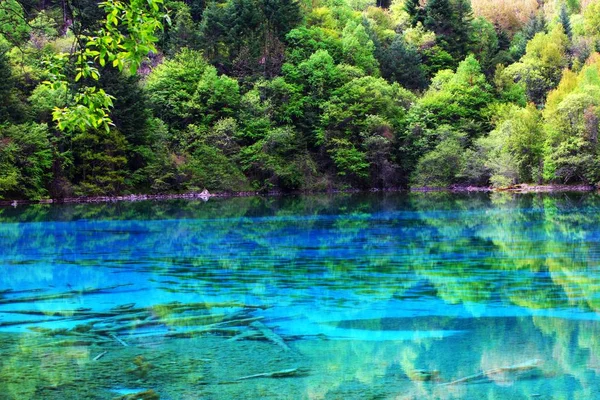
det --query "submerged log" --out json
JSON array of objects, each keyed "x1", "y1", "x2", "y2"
[
  {"x1": 249, "y1": 321, "x2": 290, "y2": 351},
  {"x1": 439, "y1": 359, "x2": 542, "y2": 386},
  {"x1": 111, "y1": 303, "x2": 136, "y2": 311},
  {"x1": 0, "y1": 308, "x2": 95, "y2": 317},
  {"x1": 149, "y1": 302, "x2": 267, "y2": 315},
  {"x1": 0, "y1": 317, "x2": 68, "y2": 327},
  {"x1": 99, "y1": 311, "x2": 154, "y2": 324},
  {"x1": 212, "y1": 316, "x2": 264, "y2": 328},
  {"x1": 0, "y1": 284, "x2": 132, "y2": 305},
  {"x1": 93, "y1": 350, "x2": 108, "y2": 361},
  {"x1": 235, "y1": 367, "x2": 309, "y2": 381},
  {"x1": 109, "y1": 333, "x2": 129, "y2": 347},
  {"x1": 226, "y1": 330, "x2": 262, "y2": 342},
  {"x1": 165, "y1": 327, "x2": 242, "y2": 338},
  {"x1": 4, "y1": 298, "x2": 269, "y2": 350},
  {"x1": 39, "y1": 339, "x2": 106, "y2": 347}
]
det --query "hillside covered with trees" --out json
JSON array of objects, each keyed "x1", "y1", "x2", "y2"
[{"x1": 1, "y1": 0, "x2": 600, "y2": 199}]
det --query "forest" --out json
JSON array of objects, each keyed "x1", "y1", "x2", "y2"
[{"x1": 1, "y1": 0, "x2": 600, "y2": 199}]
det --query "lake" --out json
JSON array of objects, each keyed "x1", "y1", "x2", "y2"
[{"x1": 1, "y1": 192, "x2": 600, "y2": 399}]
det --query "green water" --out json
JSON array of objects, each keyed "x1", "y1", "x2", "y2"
[{"x1": 1, "y1": 192, "x2": 600, "y2": 399}]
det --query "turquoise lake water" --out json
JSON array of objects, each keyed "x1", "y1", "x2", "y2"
[{"x1": 1, "y1": 192, "x2": 600, "y2": 399}]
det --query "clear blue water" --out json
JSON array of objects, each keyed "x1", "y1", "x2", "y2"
[{"x1": 1, "y1": 192, "x2": 600, "y2": 399}]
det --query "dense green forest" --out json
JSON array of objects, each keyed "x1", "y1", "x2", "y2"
[{"x1": 1, "y1": 0, "x2": 600, "y2": 199}]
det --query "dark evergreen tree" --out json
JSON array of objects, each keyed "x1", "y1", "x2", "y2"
[
  {"x1": 404, "y1": 0, "x2": 425, "y2": 27},
  {"x1": 69, "y1": 0, "x2": 107, "y2": 33},
  {"x1": 0, "y1": 49, "x2": 25, "y2": 123},
  {"x1": 559, "y1": 3, "x2": 572, "y2": 40},
  {"x1": 497, "y1": 26, "x2": 511, "y2": 51},
  {"x1": 263, "y1": 0, "x2": 301, "y2": 41},
  {"x1": 160, "y1": 1, "x2": 199, "y2": 54},
  {"x1": 100, "y1": 70, "x2": 152, "y2": 148},
  {"x1": 228, "y1": 0, "x2": 264, "y2": 40},
  {"x1": 380, "y1": 36, "x2": 427, "y2": 90},
  {"x1": 0, "y1": 51, "x2": 14, "y2": 122},
  {"x1": 424, "y1": 0, "x2": 454, "y2": 37},
  {"x1": 186, "y1": 0, "x2": 207, "y2": 21},
  {"x1": 200, "y1": 0, "x2": 300, "y2": 77},
  {"x1": 451, "y1": 0, "x2": 473, "y2": 59},
  {"x1": 199, "y1": 2, "x2": 229, "y2": 63},
  {"x1": 424, "y1": 0, "x2": 472, "y2": 61}
]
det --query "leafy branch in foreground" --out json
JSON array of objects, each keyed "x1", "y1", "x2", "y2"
[{"x1": 44, "y1": 0, "x2": 168, "y2": 133}]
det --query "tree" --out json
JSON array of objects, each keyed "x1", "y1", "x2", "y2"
[
  {"x1": 0, "y1": 48, "x2": 22, "y2": 123},
  {"x1": 423, "y1": 0, "x2": 473, "y2": 61},
  {"x1": 320, "y1": 76, "x2": 415, "y2": 185},
  {"x1": 145, "y1": 49, "x2": 210, "y2": 128},
  {"x1": 198, "y1": 2, "x2": 228, "y2": 62},
  {"x1": 559, "y1": 3, "x2": 572, "y2": 40},
  {"x1": 503, "y1": 25, "x2": 569, "y2": 106},
  {"x1": 410, "y1": 127, "x2": 466, "y2": 187},
  {"x1": 0, "y1": 0, "x2": 31, "y2": 45},
  {"x1": 451, "y1": 0, "x2": 474, "y2": 59},
  {"x1": 295, "y1": 49, "x2": 343, "y2": 100},
  {"x1": 424, "y1": 0, "x2": 454, "y2": 41},
  {"x1": 0, "y1": 123, "x2": 52, "y2": 199},
  {"x1": 341, "y1": 20, "x2": 380, "y2": 75},
  {"x1": 407, "y1": 55, "x2": 494, "y2": 145},
  {"x1": 281, "y1": 49, "x2": 346, "y2": 140},
  {"x1": 263, "y1": 0, "x2": 302, "y2": 41},
  {"x1": 542, "y1": 55, "x2": 600, "y2": 185},
  {"x1": 189, "y1": 67, "x2": 241, "y2": 126},
  {"x1": 46, "y1": 0, "x2": 168, "y2": 133},
  {"x1": 379, "y1": 35, "x2": 427, "y2": 90},
  {"x1": 200, "y1": 0, "x2": 301, "y2": 77},
  {"x1": 510, "y1": 11, "x2": 547, "y2": 60},
  {"x1": 285, "y1": 26, "x2": 344, "y2": 66},
  {"x1": 70, "y1": 128, "x2": 129, "y2": 195},
  {"x1": 240, "y1": 126, "x2": 314, "y2": 191},
  {"x1": 160, "y1": 1, "x2": 199, "y2": 54},
  {"x1": 477, "y1": 104, "x2": 544, "y2": 187},
  {"x1": 177, "y1": 124, "x2": 250, "y2": 192},
  {"x1": 402, "y1": 55, "x2": 494, "y2": 176},
  {"x1": 469, "y1": 17, "x2": 499, "y2": 76},
  {"x1": 584, "y1": 0, "x2": 600, "y2": 38}
]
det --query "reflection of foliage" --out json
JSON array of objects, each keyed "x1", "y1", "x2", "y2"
[{"x1": 2, "y1": 192, "x2": 600, "y2": 313}]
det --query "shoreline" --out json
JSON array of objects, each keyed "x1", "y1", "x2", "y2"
[
  {"x1": 0, "y1": 184, "x2": 596, "y2": 208},
  {"x1": 415, "y1": 183, "x2": 597, "y2": 193}
]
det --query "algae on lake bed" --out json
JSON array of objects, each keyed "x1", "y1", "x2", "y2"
[
  {"x1": 0, "y1": 314, "x2": 596, "y2": 400},
  {"x1": 0, "y1": 333, "x2": 307, "y2": 399}
]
